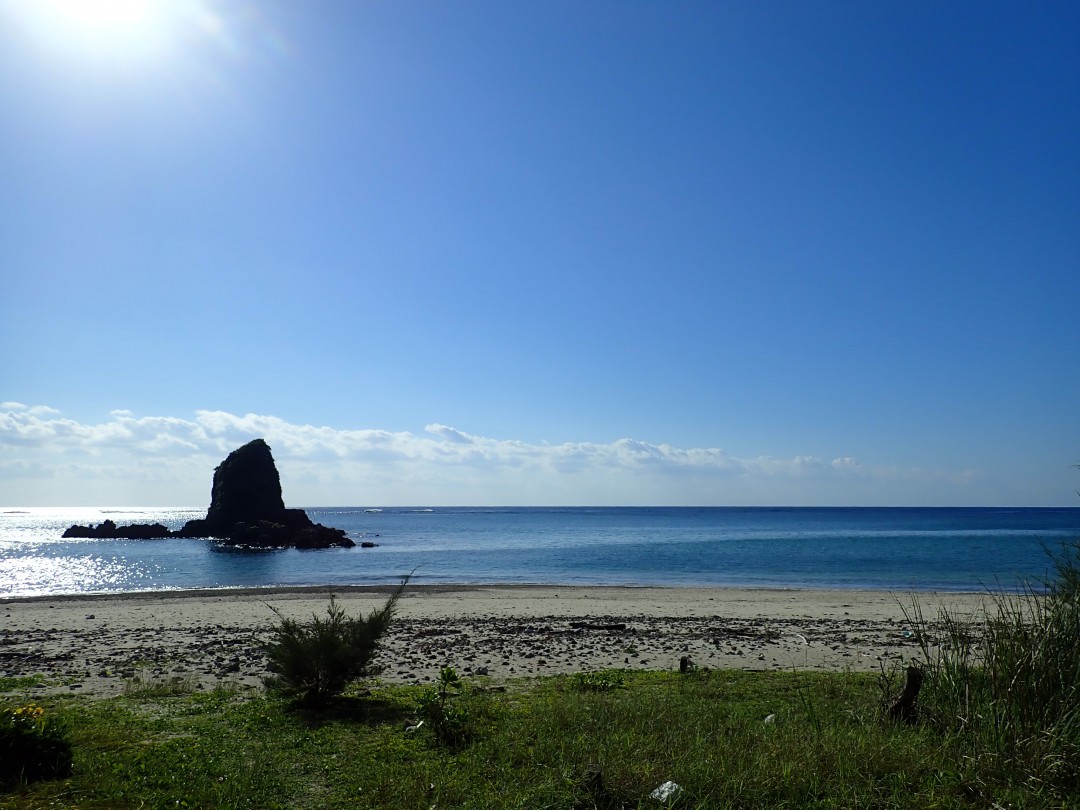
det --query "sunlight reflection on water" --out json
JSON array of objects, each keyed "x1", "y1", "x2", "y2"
[{"x1": 0, "y1": 554, "x2": 160, "y2": 596}]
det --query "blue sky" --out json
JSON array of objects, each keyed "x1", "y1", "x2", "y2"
[{"x1": 1, "y1": 1, "x2": 1078, "y2": 506}]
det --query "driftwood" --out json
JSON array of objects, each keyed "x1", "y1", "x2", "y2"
[
  {"x1": 888, "y1": 665, "x2": 924, "y2": 724},
  {"x1": 569, "y1": 622, "x2": 627, "y2": 631}
]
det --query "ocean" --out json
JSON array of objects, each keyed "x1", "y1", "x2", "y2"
[{"x1": 2, "y1": 506, "x2": 1079, "y2": 598}]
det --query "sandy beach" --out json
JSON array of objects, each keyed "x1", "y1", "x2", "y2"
[{"x1": 0, "y1": 586, "x2": 994, "y2": 698}]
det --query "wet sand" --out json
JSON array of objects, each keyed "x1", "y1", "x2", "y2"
[{"x1": 0, "y1": 585, "x2": 993, "y2": 698}]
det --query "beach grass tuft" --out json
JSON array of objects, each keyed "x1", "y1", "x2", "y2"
[
  {"x1": 122, "y1": 669, "x2": 200, "y2": 697},
  {"x1": 907, "y1": 537, "x2": 1080, "y2": 802}
]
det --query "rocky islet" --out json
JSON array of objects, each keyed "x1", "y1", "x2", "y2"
[{"x1": 63, "y1": 439, "x2": 354, "y2": 549}]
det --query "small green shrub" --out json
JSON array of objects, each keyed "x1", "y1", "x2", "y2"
[
  {"x1": 263, "y1": 579, "x2": 407, "y2": 706},
  {"x1": 417, "y1": 667, "x2": 472, "y2": 746},
  {"x1": 0, "y1": 703, "x2": 73, "y2": 786}
]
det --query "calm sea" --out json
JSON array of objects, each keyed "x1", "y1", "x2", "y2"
[{"x1": 2, "y1": 507, "x2": 1079, "y2": 598}]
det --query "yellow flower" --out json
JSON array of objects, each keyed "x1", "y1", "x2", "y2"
[{"x1": 11, "y1": 704, "x2": 44, "y2": 721}]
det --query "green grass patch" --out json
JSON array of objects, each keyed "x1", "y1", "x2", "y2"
[
  {"x1": 2, "y1": 667, "x2": 1070, "y2": 809},
  {"x1": 0, "y1": 676, "x2": 46, "y2": 694}
]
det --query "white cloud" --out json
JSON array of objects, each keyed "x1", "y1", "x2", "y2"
[
  {"x1": 0, "y1": 458, "x2": 54, "y2": 479},
  {"x1": 0, "y1": 403, "x2": 985, "y2": 506},
  {"x1": 425, "y1": 424, "x2": 475, "y2": 444}
]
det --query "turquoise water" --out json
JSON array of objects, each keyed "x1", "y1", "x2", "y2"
[{"x1": 2, "y1": 506, "x2": 1079, "y2": 597}]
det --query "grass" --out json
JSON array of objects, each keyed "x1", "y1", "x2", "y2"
[
  {"x1": 0, "y1": 666, "x2": 1060, "y2": 809},
  {"x1": 122, "y1": 669, "x2": 201, "y2": 697},
  {"x1": 905, "y1": 538, "x2": 1080, "y2": 804},
  {"x1": 0, "y1": 677, "x2": 46, "y2": 695}
]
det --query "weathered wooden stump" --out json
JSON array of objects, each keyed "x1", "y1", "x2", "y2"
[{"x1": 888, "y1": 665, "x2": 924, "y2": 724}]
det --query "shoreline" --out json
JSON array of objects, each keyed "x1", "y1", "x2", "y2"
[
  {"x1": 0, "y1": 580, "x2": 1006, "y2": 605},
  {"x1": 1, "y1": 585, "x2": 998, "y2": 699}
]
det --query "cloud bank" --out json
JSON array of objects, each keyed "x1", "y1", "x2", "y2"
[{"x1": 0, "y1": 403, "x2": 978, "y2": 506}]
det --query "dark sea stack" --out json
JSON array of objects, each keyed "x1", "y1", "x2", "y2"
[
  {"x1": 210, "y1": 439, "x2": 286, "y2": 531},
  {"x1": 63, "y1": 439, "x2": 354, "y2": 549},
  {"x1": 178, "y1": 439, "x2": 354, "y2": 548},
  {"x1": 194, "y1": 438, "x2": 287, "y2": 536}
]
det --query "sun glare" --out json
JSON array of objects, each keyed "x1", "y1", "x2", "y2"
[
  {"x1": 14, "y1": 0, "x2": 187, "y2": 63},
  {"x1": 45, "y1": 0, "x2": 154, "y2": 29}
]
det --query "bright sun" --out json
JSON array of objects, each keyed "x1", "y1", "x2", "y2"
[
  {"x1": 13, "y1": 0, "x2": 187, "y2": 62},
  {"x1": 45, "y1": 0, "x2": 155, "y2": 29}
]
